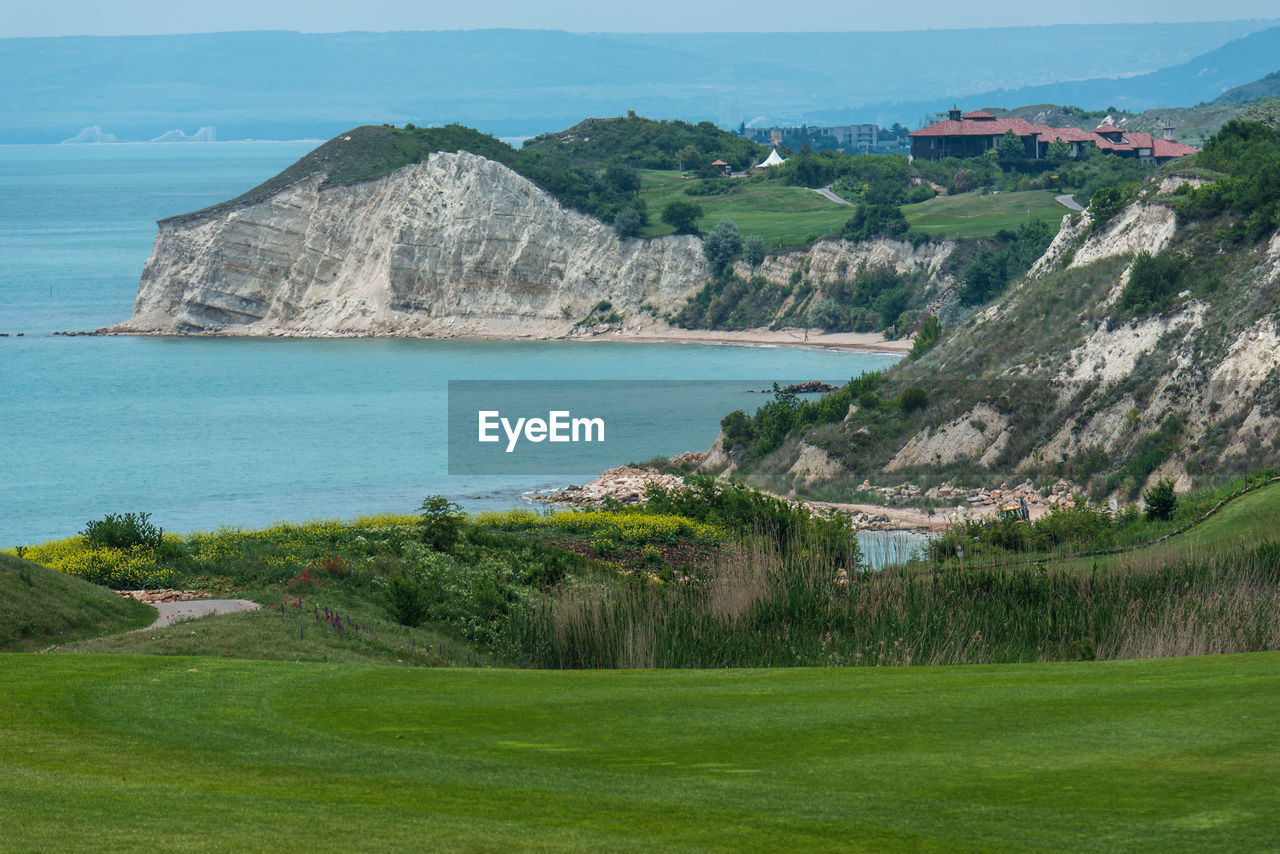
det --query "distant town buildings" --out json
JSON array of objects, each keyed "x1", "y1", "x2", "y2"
[
  {"x1": 742, "y1": 123, "x2": 896, "y2": 154},
  {"x1": 908, "y1": 109, "x2": 1196, "y2": 163}
]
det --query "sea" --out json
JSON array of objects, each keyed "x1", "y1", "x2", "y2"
[{"x1": 0, "y1": 141, "x2": 914, "y2": 562}]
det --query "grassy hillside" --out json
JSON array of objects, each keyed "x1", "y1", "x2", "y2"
[
  {"x1": 903, "y1": 190, "x2": 1067, "y2": 239},
  {"x1": 2, "y1": 652, "x2": 1276, "y2": 852},
  {"x1": 637, "y1": 170, "x2": 852, "y2": 248},
  {"x1": 0, "y1": 553, "x2": 154, "y2": 651}
]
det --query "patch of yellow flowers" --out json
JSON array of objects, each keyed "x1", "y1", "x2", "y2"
[
  {"x1": 8, "y1": 537, "x2": 176, "y2": 589},
  {"x1": 473, "y1": 509, "x2": 720, "y2": 544}
]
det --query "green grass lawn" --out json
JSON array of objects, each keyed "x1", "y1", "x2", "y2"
[
  {"x1": 1, "y1": 652, "x2": 1276, "y2": 852},
  {"x1": 903, "y1": 190, "x2": 1068, "y2": 239},
  {"x1": 638, "y1": 171, "x2": 853, "y2": 249}
]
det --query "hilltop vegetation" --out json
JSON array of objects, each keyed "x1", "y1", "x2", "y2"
[{"x1": 186, "y1": 116, "x2": 764, "y2": 229}]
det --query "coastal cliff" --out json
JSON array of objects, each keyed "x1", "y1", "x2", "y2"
[
  {"x1": 707, "y1": 163, "x2": 1280, "y2": 497},
  {"x1": 112, "y1": 152, "x2": 711, "y2": 338},
  {"x1": 109, "y1": 146, "x2": 955, "y2": 341}
]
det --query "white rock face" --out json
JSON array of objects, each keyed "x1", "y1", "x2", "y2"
[
  {"x1": 112, "y1": 151, "x2": 956, "y2": 339},
  {"x1": 788, "y1": 442, "x2": 846, "y2": 481},
  {"x1": 114, "y1": 152, "x2": 711, "y2": 337},
  {"x1": 1070, "y1": 203, "x2": 1177, "y2": 269},
  {"x1": 886, "y1": 404, "x2": 1009, "y2": 471}
]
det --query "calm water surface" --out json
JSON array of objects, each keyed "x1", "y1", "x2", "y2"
[{"x1": 0, "y1": 143, "x2": 901, "y2": 552}]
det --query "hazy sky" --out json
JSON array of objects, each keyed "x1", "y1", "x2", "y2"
[{"x1": 3, "y1": 0, "x2": 1278, "y2": 37}]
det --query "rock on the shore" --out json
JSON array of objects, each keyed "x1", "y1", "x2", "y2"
[
  {"x1": 536, "y1": 466, "x2": 686, "y2": 508},
  {"x1": 117, "y1": 589, "x2": 209, "y2": 604}
]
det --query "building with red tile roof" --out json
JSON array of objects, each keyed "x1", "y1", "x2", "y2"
[{"x1": 910, "y1": 108, "x2": 1197, "y2": 164}]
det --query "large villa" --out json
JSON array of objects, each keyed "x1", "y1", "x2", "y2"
[{"x1": 909, "y1": 108, "x2": 1198, "y2": 163}]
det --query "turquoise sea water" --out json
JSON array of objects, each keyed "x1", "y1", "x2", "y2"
[{"x1": 0, "y1": 143, "x2": 899, "y2": 547}]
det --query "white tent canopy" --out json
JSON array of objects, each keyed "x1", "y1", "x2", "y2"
[{"x1": 754, "y1": 148, "x2": 786, "y2": 169}]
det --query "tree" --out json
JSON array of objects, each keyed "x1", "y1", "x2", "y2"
[
  {"x1": 1143, "y1": 477, "x2": 1177, "y2": 522},
  {"x1": 842, "y1": 202, "x2": 908, "y2": 242},
  {"x1": 998, "y1": 129, "x2": 1025, "y2": 160},
  {"x1": 419, "y1": 495, "x2": 465, "y2": 553},
  {"x1": 613, "y1": 205, "x2": 643, "y2": 239},
  {"x1": 675, "y1": 145, "x2": 701, "y2": 172},
  {"x1": 604, "y1": 163, "x2": 641, "y2": 194},
  {"x1": 1087, "y1": 185, "x2": 1130, "y2": 231},
  {"x1": 1242, "y1": 96, "x2": 1280, "y2": 135},
  {"x1": 702, "y1": 219, "x2": 743, "y2": 276},
  {"x1": 908, "y1": 315, "x2": 942, "y2": 360},
  {"x1": 808, "y1": 297, "x2": 845, "y2": 331},
  {"x1": 662, "y1": 199, "x2": 703, "y2": 235},
  {"x1": 1046, "y1": 138, "x2": 1071, "y2": 163},
  {"x1": 743, "y1": 234, "x2": 765, "y2": 268}
]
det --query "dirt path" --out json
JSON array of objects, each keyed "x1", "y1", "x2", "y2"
[
  {"x1": 143, "y1": 599, "x2": 261, "y2": 630},
  {"x1": 1055, "y1": 193, "x2": 1085, "y2": 212},
  {"x1": 811, "y1": 184, "x2": 853, "y2": 206}
]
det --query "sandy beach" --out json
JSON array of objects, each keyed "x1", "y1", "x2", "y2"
[{"x1": 582, "y1": 326, "x2": 912, "y2": 354}]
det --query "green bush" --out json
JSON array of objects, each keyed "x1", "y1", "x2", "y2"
[
  {"x1": 1118, "y1": 251, "x2": 1183, "y2": 314},
  {"x1": 1144, "y1": 478, "x2": 1178, "y2": 522},
  {"x1": 1087, "y1": 185, "x2": 1131, "y2": 231},
  {"x1": 899, "y1": 386, "x2": 929, "y2": 413},
  {"x1": 842, "y1": 202, "x2": 908, "y2": 242},
  {"x1": 419, "y1": 496, "x2": 465, "y2": 553},
  {"x1": 908, "y1": 316, "x2": 942, "y2": 360},
  {"x1": 702, "y1": 219, "x2": 743, "y2": 276},
  {"x1": 661, "y1": 199, "x2": 703, "y2": 235},
  {"x1": 383, "y1": 574, "x2": 429, "y2": 626},
  {"x1": 1174, "y1": 119, "x2": 1280, "y2": 243},
  {"x1": 81, "y1": 512, "x2": 163, "y2": 550}
]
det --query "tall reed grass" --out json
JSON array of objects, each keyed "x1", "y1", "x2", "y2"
[{"x1": 503, "y1": 536, "x2": 1280, "y2": 669}]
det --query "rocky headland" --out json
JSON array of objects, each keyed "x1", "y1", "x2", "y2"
[{"x1": 105, "y1": 143, "x2": 951, "y2": 345}]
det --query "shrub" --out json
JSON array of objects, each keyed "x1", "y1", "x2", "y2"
[
  {"x1": 81, "y1": 512, "x2": 163, "y2": 550},
  {"x1": 1118, "y1": 251, "x2": 1183, "y2": 314},
  {"x1": 383, "y1": 574, "x2": 428, "y2": 626},
  {"x1": 908, "y1": 316, "x2": 942, "y2": 360},
  {"x1": 419, "y1": 495, "x2": 465, "y2": 553},
  {"x1": 613, "y1": 205, "x2": 643, "y2": 239},
  {"x1": 1144, "y1": 478, "x2": 1178, "y2": 521},
  {"x1": 842, "y1": 202, "x2": 908, "y2": 242},
  {"x1": 808, "y1": 297, "x2": 845, "y2": 331},
  {"x1": 661, "y1": 199, "x2": 703, "y2": 235},
  {"x1": 1087, "y1": 185, "x2": 1130, "y2": 231},
  {"x1": 702, "y1": 219, "x2": 743, "y2": 276},
  {"x1": 899, "y1": 385, "x2": 929, "y2": 413}
]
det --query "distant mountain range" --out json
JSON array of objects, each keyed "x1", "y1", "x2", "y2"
[
  {"x1": 2, "y1": 21, "x2": 1277, "y2": 143},
  {"x1": 812, "y1": 24, "x2": 1280, "y2": 127}
]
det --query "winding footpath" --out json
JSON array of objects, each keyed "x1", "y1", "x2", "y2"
[
  {"x1": 1055, "y1": 193, "x2": 1085, "y2": 212},
  {"x1": 143, "y1": 599, "x2": 261, "y2": 630},
  {"x1": 811, "y1": 185, "x2": 853, "y2": 206}
]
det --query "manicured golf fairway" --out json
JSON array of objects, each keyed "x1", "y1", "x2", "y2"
[
  {"x1": 3, "y1": 652, "x2": 1277, "y2": 852},
  {"x1": 903, "y1": 190, "x2": 1067, "y2": 238}
]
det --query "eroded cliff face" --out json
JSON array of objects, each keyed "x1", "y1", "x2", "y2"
[
  {"x1": 113, "y1": 151, "x2": 956, "y2": 340},
  {"x1": 717, "y1": 196, "x2": 1280, "y2": 497},
  {"x1": 113, "y1": 152, "x2": 712, "y2": 337}
]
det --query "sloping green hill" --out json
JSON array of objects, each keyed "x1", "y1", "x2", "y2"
[{"x1": 0, "y1": 554, "x2": 155, "y2": 651}]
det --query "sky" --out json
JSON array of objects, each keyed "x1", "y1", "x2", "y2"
[{"x1": 3, "y1": 0, "x2": 1279, "y2": 37}]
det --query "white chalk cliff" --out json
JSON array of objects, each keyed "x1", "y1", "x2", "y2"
[{"x1": 113, "y1": 152, "x2": 711, "y2": 337}]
